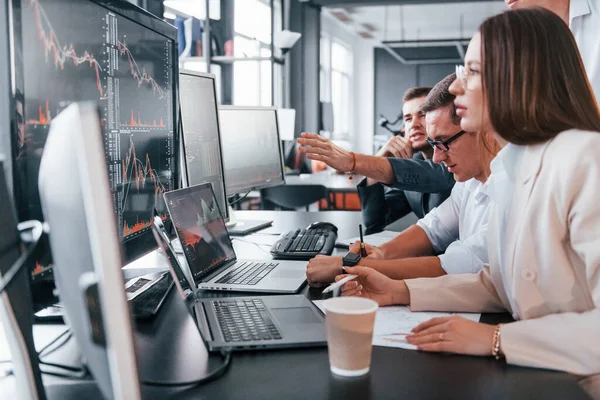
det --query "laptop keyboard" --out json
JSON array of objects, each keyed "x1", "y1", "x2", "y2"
[
  {"x1": 215, "y1": 261, "x2": 278, "y2": 285},
  {"x1": 213, "y1": 299, "x2": 282, "y2": 342}
]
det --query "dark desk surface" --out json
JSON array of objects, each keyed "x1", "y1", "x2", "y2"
[
  {"x1": 285, "y1": 171, "x2": 363, "y2": 193},
  {"x1": 0, "y1": 211, "x2": 590, "y2": 399}
]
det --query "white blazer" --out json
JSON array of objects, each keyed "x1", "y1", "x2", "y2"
[{"x1": 404, "y1": 130, "x2": 600, "y2": 397}]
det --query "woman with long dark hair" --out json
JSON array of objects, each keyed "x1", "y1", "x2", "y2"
[{"x1": 336, "y1": 8, "x2": 600, "y2": 398}]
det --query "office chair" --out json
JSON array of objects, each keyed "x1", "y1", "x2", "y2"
[{"x1": 260, "y1": 184, "x2": 330, "y2": 211}]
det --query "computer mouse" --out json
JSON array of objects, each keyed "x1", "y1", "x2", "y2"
[{"x1": 306, "y1": 221, "x2": 338, "y2": 233}]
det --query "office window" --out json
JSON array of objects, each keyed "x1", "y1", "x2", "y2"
[
  {"x1": 232, "y1": 0, "x2": 282, "y2": 106},
  {"x1": 320, "y1": 37, "x2": 352, "y2": 140},
  {"x1": 320, "y1": 34, "x2": 331, "y2": 103}
]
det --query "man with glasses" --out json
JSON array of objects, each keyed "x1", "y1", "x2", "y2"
[
  {"x1": 297, "y1": 86, "x2": 455, "y2": 235},
  {"x1": 303, "y1": 73, "x2": 497, "y2": 286}
]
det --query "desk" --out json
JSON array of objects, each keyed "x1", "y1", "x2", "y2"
[{"x1": 0, "y1": 211, "x2": 590, "y2": 399}]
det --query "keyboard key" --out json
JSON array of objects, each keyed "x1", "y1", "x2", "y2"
[{"x1": 214, "y1": 299, "x2": 282, "y2": 344}]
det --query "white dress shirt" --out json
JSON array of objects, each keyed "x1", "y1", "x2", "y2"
[
  {"x1": 570, "y1": 0, "x2": 600, "y2": 101},
  {"x1": 416, "y1": 178, "x2": 490, "y2": 274}
]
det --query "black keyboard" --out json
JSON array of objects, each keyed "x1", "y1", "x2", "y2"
[
  {"x1": 129, "y1": 273, "x2": 173, "y2": 319},
  {"x1": 215, "y1": 261, "x2": 278, "y2": 285},
  {"x1": 213, "y1": 299, "x2": 282, "y2": 342},
  {"x1": 34, "y1": 273, "x2": 173, "y2": 323},
  {"x1": 270, "y1": 228, "x2": 337, "y2": 260}
]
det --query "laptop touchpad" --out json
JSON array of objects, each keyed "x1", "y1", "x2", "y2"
[
  {"x1": 271, "y1": 269, "x2": 306, "y2": 279},
  {"x1": 271, "y1": 307, "x2": 321, "y2": 324}
]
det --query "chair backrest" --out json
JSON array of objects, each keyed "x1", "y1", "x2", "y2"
[{"x1": 261, "y1": 184, "x2": 329, "y2": 211}]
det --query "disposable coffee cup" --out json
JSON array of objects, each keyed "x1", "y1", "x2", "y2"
[{"x1": 323, "y1": 297, "x2": 378, "y2": 377}]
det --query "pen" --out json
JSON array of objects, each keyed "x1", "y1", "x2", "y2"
[
  {"x1": 321, "y1": 274, "x2": 358, "y2": 294},
  {"x1": 359, "y1": 224, "x2": 367, "y2": 257}
]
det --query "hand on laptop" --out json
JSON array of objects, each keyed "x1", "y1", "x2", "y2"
[
  {"x1": 306, "y1": 255, "x2": 344, "y2": 287},
  {"x1": 348, "y1": 241, "x2": 385, "y2": 259}
]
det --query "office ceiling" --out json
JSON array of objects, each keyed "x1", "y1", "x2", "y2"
[
  {"x1": 322, "y1": 1, "x2": 507, "y2": 63},
  {"x1": 312, "y1": 0, "x2": 502, "y2": 6}
]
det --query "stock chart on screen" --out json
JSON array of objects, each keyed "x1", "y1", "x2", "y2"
[
  {"x1": 166, "y1": 186, "x2": 236, "y2": 283},
  {"x1": 21, "y1": 0, "x2": 175, "y2": 245}
]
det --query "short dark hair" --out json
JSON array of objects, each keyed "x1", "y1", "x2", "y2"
[
  {"x1": 419, "y1": 73, "x2": 459, "y2": 124},
  {"x1": 403, "y1": 87, "x2": 432, "y2": 103}
]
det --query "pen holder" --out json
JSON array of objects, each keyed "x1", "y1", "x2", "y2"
[{"x1": 323, "y1": 297, "x2": 378, "y2": 377}]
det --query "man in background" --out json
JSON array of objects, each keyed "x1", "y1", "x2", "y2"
[
  {"x1": 298, "y1": 86, "x2": 455, "y2": 234},
  {"x1": 304, "y1": 73, "x2": 496, "y2": 287}
]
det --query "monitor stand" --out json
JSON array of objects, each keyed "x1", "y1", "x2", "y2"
[{"x1": 225, "y1": 205, "x2": 272, "y2": 236}]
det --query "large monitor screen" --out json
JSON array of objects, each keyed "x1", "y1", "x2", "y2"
[
  {"x1": 218, "y1": 106, "x2": 285, "y2": 196},
  {"x1": 179, "y1": 70, "x2": 229, "y2": 222},
  {"x1": 13, "y1": 0, "x2": 178, "y2": 277}
]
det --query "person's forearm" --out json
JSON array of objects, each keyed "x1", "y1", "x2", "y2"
[
  {"x1": 359, "y1": 256, "x2": 446, "y2": 280},
  {"x1": 379, "y1": 225, "x2": 434, "y2": 259},
  {"x1": 354, "y1": 153, "x2": 396, "y2": 185},
  {"x1": 392, "y1": 280, "x2": 410, "y2": 305}
]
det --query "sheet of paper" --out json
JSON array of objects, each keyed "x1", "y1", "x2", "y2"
[
  {"x1": 336, "y1": 230, "x2": 398, "y2": 248},
  {"x1": 312, "y1": 300, "x2": 481, "y2": 351}
]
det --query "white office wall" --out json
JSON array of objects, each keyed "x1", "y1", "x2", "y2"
[{"x1": 321, "y1": 13, "x2": 375, "y2": 155}]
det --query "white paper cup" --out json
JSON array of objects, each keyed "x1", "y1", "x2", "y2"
[{"x1": 323, "y1": 297, "x2": 378, "y2": 377}]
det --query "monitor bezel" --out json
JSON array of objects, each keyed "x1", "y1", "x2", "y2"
[
  {"x1": 8, "y1": 0, "x2": 181, "y2": 265},
  {"x1": 218, "y1": 105, "x2": 286, "y2": 196},
  {"x1": 178, "y1": 69, "x2": 230, "y2": 223}
]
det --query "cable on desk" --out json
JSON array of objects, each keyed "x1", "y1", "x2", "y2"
[
  {"x1": 141, "y1": 350, "x2": 232, "y2": 387},
  {"x1": 37, "y1": 328, "x2": 71, "y2": 358},
  {"x1": 36, "y1": 329, "x2": 89, "y2": 377},
  {"x1": 39, "y1": 360, "x2": 87, "y2": 373},
  {"x1": 228, "y1": 190, "x2": 252, "y2": 207},
  {"x1": 39, "y1": 365, "x2": 91, "y2": 380}
]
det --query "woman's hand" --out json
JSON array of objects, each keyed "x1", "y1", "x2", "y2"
[
  {"x1": 348, "y1": 241, "x2": 385, "y2": 259},
  {"x1": 336, "y1": 266, "x2": 409, "y2": 306},
  {"x1": 306, "y1": 255, "x2": 343, "y2": 287},
  {"x1": 406, "y1": 316, "x2": 497, "y2": 356}
]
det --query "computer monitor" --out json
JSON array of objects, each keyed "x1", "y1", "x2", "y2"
[
  {"x1": 10, "y1": 0, "x2": 179, "y2": 290},
  {"x1": 179, "y1": 69, "x2": 229, "y2": 223},
  {"x1": 38, "y1": 102, "x2": 141, "y2": 399},
  {"x1": 277, "y1": 109, "x2": 296, "y2": 141},
  {"x1": 218, "y1": 106, "x2": 285, "y2": 196}
]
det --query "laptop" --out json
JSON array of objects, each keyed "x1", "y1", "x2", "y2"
[
  {"x1": 163, "y1": 183, "x2": 308, "y2": 293},
  {"x1": 151, "y1": 219, "x2": 327, "y2": 351}
]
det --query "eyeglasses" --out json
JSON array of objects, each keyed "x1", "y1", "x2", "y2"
[
  {"x1": 455, "y1": 65, "x2": 481, "y2": 91},
  {"x1": 426, "y1": 130, "x2": 466, "y2": 152}
]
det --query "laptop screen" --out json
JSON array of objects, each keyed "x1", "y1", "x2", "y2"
[{"x1": 164, "y1": 184, "x2": 236, "y2": 284}]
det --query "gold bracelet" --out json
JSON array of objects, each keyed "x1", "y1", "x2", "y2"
[
  {"x1": 349, "y1": 151, "x2": 356, "y2": 173},
  {"x1": 492, "y1": 324, "x2": 503, "y2": 360}
]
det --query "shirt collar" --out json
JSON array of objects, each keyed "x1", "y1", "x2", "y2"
[
  {"x1": 570, "y1": 0, "x2": 591, "y2": 22},
  {"x1": 464, "y1": 178, "x2": 489, "y2": 204},
  {"x1": 491, "y1": 142, "x2": 525, "y2": 182}
]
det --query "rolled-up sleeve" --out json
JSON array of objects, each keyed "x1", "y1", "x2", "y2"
[
  {"x1": 437, "y1": 229, "x2": 488, "y2": 274},
  {"x1": 416, "y1": 184, "x2": 462, "y2": 253}
]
